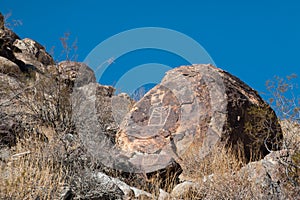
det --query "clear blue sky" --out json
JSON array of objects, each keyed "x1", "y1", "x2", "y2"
[{"x1": 1, "y1": 0, "x2": 300, "y2": 100}]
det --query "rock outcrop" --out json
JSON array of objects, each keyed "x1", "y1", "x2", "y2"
[
  {"x1": 117, "y1": 64, "x2": 283, "y2": 174},
  {"x1": 0, "y1": 19, "x2": 97, "y2": 147},
  {"x1": 238, "y1": 150, "x2": 295, "y2": 199},
  {"x1": 0, "y1": 18, "x2": 24, "y2": 70},
  {"x1": 13, "y1": 38, "x2": 54, "y2": 66},
  {"x1": 2, "y1": 12, "x2": 297, "y2": 199}
]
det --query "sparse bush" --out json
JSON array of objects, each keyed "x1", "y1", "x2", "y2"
[
  {"x1": 59, "y1": 32, "x2": 78, "y2": 61},
  {"x1": 244, "y1": 104, "x2": 283, "y2": 160},
  {"x1": 3, "y1": 11, "x2": 22, "y2": 29},
  {"x1": 266, "y1": 74, "x2": 300, "y2": 186}
]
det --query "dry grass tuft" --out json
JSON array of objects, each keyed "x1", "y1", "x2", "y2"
[
  {"x1": 180, "y1": 144, "x2": 245, "y2": 182},
  {"x1": 175, "y1": 145, "x2": 255, "y2": 199},
  {"x1": 0, "y1": 134, "x2": 66, "y2": 199}
]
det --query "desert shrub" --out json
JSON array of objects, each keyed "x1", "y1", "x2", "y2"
[
  {"x1": 244, "y1": 104, "x2": 283, "y2": 160},
  {"x1": 266, "y1": 74, "x2": 300, "y2": 185}
]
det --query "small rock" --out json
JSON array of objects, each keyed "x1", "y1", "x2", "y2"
[
  {"x1": 171, "y1": 181, "x2": 199, "y2": 198},
  {"x1": 158, "y1": 188, "x2": 171, "y2": 200},
  {"x1": 59, "y1": 186, "x2": 73, "y2": 200}
]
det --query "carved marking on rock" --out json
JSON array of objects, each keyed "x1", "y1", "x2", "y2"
[{"x1": 148, "y1": 104, "x2": 171, "y2": 126}]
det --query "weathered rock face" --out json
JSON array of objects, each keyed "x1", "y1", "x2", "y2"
[
  {"x1": 13, "y1": 38, "x2": 54, "y2": 66},
  {"x1": 0, "y1": 13, "x2": 4, "y2": 29},
  {"x1": 57, "y1": 61, "x2": 96, "y2": 86},
  {"x1": 117, "y1": 64, "x2": 283, "y2": 173},
  {"x1": 0, "y1": 19, "x2": 54, "y2": 75},
  {"x1": 0, "y1": 20, "x2": 24, "y2": 69},
  {"x1": 238, "y1": 150, "x2": 299, "y2": 199}
]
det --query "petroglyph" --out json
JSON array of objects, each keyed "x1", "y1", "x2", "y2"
[{"x1": 148, "y1": 104, "x2": 171, "y2": 126}]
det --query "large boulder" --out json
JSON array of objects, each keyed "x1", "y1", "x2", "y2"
[{"x1": 116, "y1": 64, "x2": 283, "y2": 174}]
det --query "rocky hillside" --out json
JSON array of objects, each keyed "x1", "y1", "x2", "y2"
[{"x1": 0, "y1": 13, "x2": 299, "y2": 199}]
